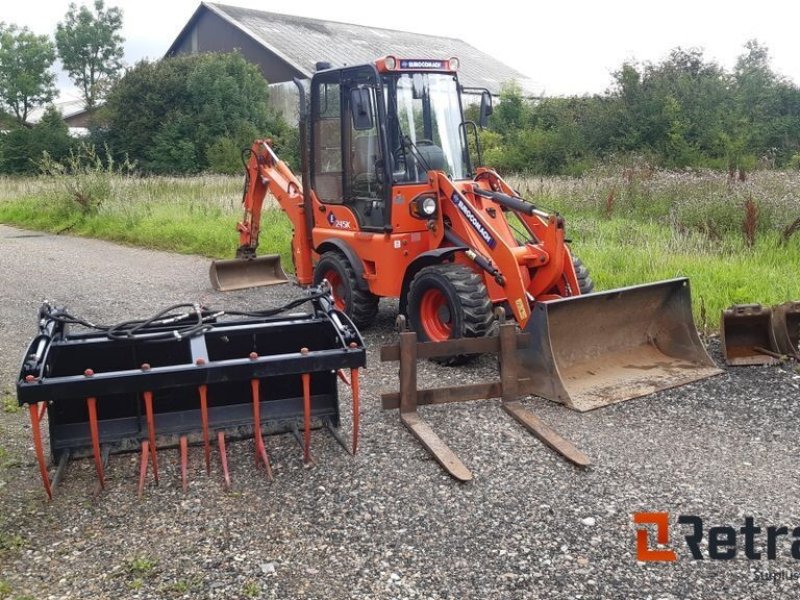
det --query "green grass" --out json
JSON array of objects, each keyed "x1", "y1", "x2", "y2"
[{"x1": 1, "y1": 169, "x2": 799, "y2": 329}]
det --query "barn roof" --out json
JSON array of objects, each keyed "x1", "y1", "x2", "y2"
[{"x1": 166, "y1": 2, "x2": 541, "y2": 96}]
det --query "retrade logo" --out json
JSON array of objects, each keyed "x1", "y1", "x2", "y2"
[
  {"x1": 633, "y1": 512, "x2": 800, "y2": 562},
  {"x1": 634, "y1": 512, "x2": 677, "y2": 562}
]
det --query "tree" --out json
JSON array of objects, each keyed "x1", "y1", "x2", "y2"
[
  {"x1": 0, "y1": 24, "x2": 57, "y2": 124},
  {"x1": 101, "y1": 52, "x2": 289, "y2": 174},
  {"x1": 56, "y1": 0, "x2": 124, "y2": 109}
]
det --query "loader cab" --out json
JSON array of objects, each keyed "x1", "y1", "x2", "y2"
[{"x1": 309, "y1": 57, "x2": 470, "y2": 232}]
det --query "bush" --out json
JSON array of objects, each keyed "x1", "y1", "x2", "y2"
[
  {"x1": 102, "y1": 52, "x2": 290, "y2": 174},
  {"x1": 0, "y1": 106, "x2": 73, "y2": 174}
]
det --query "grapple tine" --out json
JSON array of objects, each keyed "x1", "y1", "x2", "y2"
[
  {"x1": 198, "y1": 384, "x2": 211, "y2": 475},
  {"x1": 86, "y1": 396, "x2": 105, "y2": 489},
  {"x1": 217, "y1": 431, "x2": 231, "y2": 489},
  {"x1": 337, "y1": 369, "x2": 351, "y2": 386},
  {"x1": 301, "y1": 364, "x2": 311, "y2": 464},
  {"x1": 250, "y1": 377, "x2": 273, "y2": 480},
  {"x1": 351, "y1": 367, "x2": 360, "y2": 455},
  {"x1": 143, "y1": 391, "x2": 159, "y2": 484},
  {"x1": 179, "y1": 436, "x2": 188, "y2": 493},
  {"x1": 28, "y1": 402, "x2": 52, "y2": 500},
  {"x1": 138, "y1": 440, "x2": 149, "y2": 497}
]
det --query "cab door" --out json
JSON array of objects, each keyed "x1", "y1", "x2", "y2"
[{"x1": 311, "y1": 66, "x2": 391, "y2": 232}]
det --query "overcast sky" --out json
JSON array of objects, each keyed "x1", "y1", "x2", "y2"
[{"x1": 3, "y1": 0, "x2": 800, "y2": 100}]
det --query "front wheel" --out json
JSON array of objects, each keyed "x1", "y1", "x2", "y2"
[
  {"x1": 406, "y1": 263, "x2": 493, "y2": 365},
  {"x1": 573, "y1": 256, "x2": 594, "y2": 294},
  {"x1": 313, "y1": 251, "x2": 379, "y2": 329}
]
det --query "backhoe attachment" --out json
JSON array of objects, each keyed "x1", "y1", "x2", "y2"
[
  {"x1": 209, "y1": 255, "x2": 288, "y2": 291},
  {"x1": 721, "y1": 301, "x2": 800, "y2": 365}
]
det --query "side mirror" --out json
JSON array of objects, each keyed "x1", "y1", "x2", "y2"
[
  {"x1": 479, "y1": 90, "x2": 493, "y2": 128},
  {"x1": 350, "y1": 88, "x2": 374, "y2": 131}
]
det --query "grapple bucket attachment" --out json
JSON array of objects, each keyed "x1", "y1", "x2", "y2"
[
  {"x1": 209, "y1": 255, "x2": 288, "y2": 291},
  {"x1": 771, "y1": 301, "x2": 800, "y2": 358},
  {"x1": 17, "y1": 290, "x2": 365, "y2": 499},
  {"x1": 721, "y1": 304, "x2": 779, "y2": 365},
  {"x1": 519, "y1": 278, "x2": 722, "y2": 412}
]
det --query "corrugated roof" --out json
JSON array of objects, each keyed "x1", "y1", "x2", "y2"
[{"x1": 182, "y1": 2, "x2": 540, "y2": 95}]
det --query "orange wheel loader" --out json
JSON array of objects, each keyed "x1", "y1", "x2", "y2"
[{"x1": 211, "y1": 56, "x2": 721, "y2": 411}]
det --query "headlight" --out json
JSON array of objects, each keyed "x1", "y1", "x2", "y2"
[
  {"x1": 385, "y1": 56, "x2": 397, "y2": 70},
  {"x1": 410, "y1": 194, "x2": 438, "y2": 219},
  {"x1": 421, "y1": 197, "x2": 437, "y2": 216},
  {"x1": 448, "y1": 57, "x2": 460, "y2": 71}
]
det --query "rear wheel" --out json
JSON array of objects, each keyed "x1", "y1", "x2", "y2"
[
  {"x1": 407, "y1": 264, "x2": 493, "y2": 365},
  {"x1": 313, "y1": 251, "x2": 378, "y2": 329},
  {"x1": 573, "y1": 256, "x2": 594, "y2": 294}
]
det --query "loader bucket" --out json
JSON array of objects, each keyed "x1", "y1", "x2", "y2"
[
  {"x1": 771, "y1": 301, "x2": 800, "y2": 358},
  {"x1": 17, "y1": 289, "x2": 365, "y2": 499},
  {"x1": 721, "y1": 304, "x2": 779, "y2": 365},
  {"x1": 519, "y1": 278, "x2": 722, "y2": 412},
  {"x1": 209, "y1": 255, "x2": 288, "y2": 291}
]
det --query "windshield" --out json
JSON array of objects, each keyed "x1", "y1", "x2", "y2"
[{"x1": 384, "y1": 73, "x2": 469, "y2": 182}]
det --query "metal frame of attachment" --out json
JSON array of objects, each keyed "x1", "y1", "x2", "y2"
[{"x1": 380, "y1": 312, "x2": 589, "y2": 482}]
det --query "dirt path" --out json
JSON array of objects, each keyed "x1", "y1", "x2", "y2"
[{"x1": 1, "y1": 224, "x2": 800, "y2": 599}]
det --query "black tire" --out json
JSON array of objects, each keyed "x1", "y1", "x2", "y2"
[
  {"x1": 573, "y1": 256, "x2": 594, "y2": 294},
  {"x1": 313, "y1": 251, "x2": 378, "y2": 329},
  {"x1": 406, "y1": 263, "x2": 494, "y2": 365}
]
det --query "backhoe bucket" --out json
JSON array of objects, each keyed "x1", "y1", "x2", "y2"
[
  {"x1": 771, "y1": 301, "x2": 800, "y2": 358},
  {"x1": 519, "y1": 278, "x2": 722, "y2": 412},
  {"x1": 209, "y1": 255, "x2": 288, "y2": 291},
  {"x1": 721, "y1": 304, "x2": 779, "y2": 365}
]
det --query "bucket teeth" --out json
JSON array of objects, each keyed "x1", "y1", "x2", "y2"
[
  {"x1": 28, "y1": 402, "x2": 52, "y2": 500},
  {"x1": 301, "y1": 371, "x2": 312, "y2": 464},
  {"x1": 351, "y1": 368, "x2": 360, "y2": 456},
  {"x1": 250, "y1": 379, "x2": 273, "y2": 480},
  {"x1": 86, "y1": 397, "x2": 106, "y2": 489},
  {"x1": 198, "y1": 385, "x2": 211, "y2": 475},
  {"x1": 143, "y1": 391, "x2": 159, "y2": 484},
  {"x1": 217, "y1": 432, "x2": 231, "y2": 490},
  {"x1": 179, "y1": 436, "x2": 189, "y2": 493}
]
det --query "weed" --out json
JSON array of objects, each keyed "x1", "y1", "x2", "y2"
[
  {"x1": 0, "y1": 581, "x2": 11, "y2": 599},
  {"x1": 242, "y1": 581, "x2": 260, "y2": 598},
  {"x1": 128, "y1": 578, "x2": 144, "y2": 591},
  {"x1": 1, "y1": 395, "x2": 19, "y2": 414},
  {"x1": 37, "y1": 143, "x2": 136, "y2": 216},
  {"x1": 604, "y1": 186, "x2": 615, "y2": 218},
  {"x1": 742, "y1": 196, "x2": 759, "y2": 247},
  {"x1": 127, "y1": 555, "x2": 157, "y2": 577},
  {"x1": 166, "y1": 580, "x2": 190, "y2": 594},
  {"x1": 781, "y1": 216, "x2": 800, "y2": 245},
  {"x1": 0, "y1": 533, "x2": 24, "y2": 552}
]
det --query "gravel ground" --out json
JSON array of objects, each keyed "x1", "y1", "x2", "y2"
[{"x1": 1, "y1": 223, "x2": 800, "y2": 600}]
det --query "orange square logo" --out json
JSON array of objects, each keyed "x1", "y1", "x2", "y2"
[{"x1": 634, "y1": 512, "x2": 677, "y2": 562}]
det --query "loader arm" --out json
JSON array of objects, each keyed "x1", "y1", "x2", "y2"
[
  {"x1": 432, "y1": 171, "x2": 579, "y2": 328},
  {"x1": 235, "y1": 140, "x2": 314, "y2": 285}
]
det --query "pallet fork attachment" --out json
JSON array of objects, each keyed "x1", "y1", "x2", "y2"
[{"x1": 381, "y1": 312, "x2": 589, "y2": 481}]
